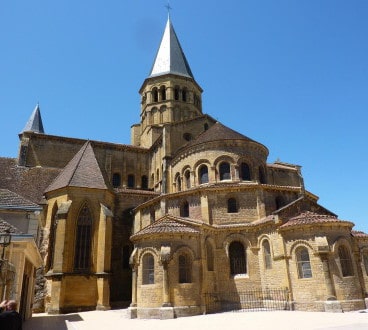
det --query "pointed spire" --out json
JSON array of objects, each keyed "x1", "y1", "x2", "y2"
[
  {"x1": 21, "y1": 103, "x2": 45, "y2": 134},
  {"x1": 149, "y1": 17, "x2": 194, "y2": 79}
]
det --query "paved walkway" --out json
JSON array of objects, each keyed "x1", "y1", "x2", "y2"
[{"x1": 23, "y1": 309, "x2": 368, "y2": 330}]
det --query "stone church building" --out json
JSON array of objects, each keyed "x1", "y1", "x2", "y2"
[{"x1": 1, "y1": 17, "x2": 368, "y2": 319}]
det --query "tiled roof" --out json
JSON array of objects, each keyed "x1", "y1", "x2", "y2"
[
  {"x1": 185, "y1": 122, "x2": 266, "y2": 151},
  {"x1": 0, "y1": 218, "x2": 23, "y2": 234},
  {"x1": 0, "y1": 157, "x2": 61, "y2": 205},
  {"x1": 280, "y1": 211, "x2": 353, "y2": 229},
  {"x1": 131, "y1": 215, "x2": 200, "y2": 240},
  {"x1": 352, "y1": 230, "x2": 368, "y2": 238},
  {"x1": 0, "y1": 189, "x2": 41, "y2": 210},
  {"x1": 45, "y1": 141, "x2": 109, "y2": 192}
]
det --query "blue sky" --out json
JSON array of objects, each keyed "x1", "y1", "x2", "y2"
[{"x1": 1, "y1": 1, "x2": 367, "y2": 232}]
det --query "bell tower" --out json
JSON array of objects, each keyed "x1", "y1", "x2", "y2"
[{"x1": 131, "y1": 17, "x2": 203, "y2": 148}]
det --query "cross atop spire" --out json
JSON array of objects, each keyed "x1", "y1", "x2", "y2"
[{"x1": 165, "y1": 1, "x2": 172, "y2": 18}]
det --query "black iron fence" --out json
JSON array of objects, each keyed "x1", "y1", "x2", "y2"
[{"x1": 204, "y1": 288, "x2": 290, "y2": 314}]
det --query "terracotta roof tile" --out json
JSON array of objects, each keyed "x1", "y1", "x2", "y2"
[
  {"x1": 280, "y1": 211, "x2": 353, "y2": 230},
  {"x1": 0, "y1": 189, "x2": 41, "y2": 210},
  {"x1": 131, "y1": 215, "x2": 200, "y2": 240},
  {"x1": 186, "y1": 122, "x2": 258, "y2": 148},
  {"x1": 352, "y1": 230, "x2": 368, "y2": 238}
]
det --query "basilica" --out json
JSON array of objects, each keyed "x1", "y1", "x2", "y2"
[{"x1": 1, "y1": 17, "x2": 368, "y2": 319}]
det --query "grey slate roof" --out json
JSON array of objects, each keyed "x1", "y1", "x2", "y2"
[
  {"x1": 0, "y1": 218, "x2": 23, "y2": 234},
  {"x1": 0, "y1": 157, "x2": 60, "y2": 205},
  {"x1": 45, "y1": 141, "x2": 109, "y2": 192},
  {"x1": 0, "y1": 189, "x2": 42, "y2": 211},
  {"x1": 21, "y1": 104, "x2": 45, "y2": 134},
  {"x1": 149, "y1": 17, "x2": 194, "y2": 79}
]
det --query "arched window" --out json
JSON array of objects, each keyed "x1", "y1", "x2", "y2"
[
  {"x1": 206, "y1": 242, "x2": 214, "y2": 271},
  {"x1": 141, "y1": 175, "x2": 148, "y2": 189},
  {"x1": 204, "y1": 123, "x2": 209, "y2": 131},
  {"x1": 185, "y1": 170, "x2": 191, "y2": 189},
  {"x1": 74, "y1": 204, "x2": 92, "y2": 271},
  {"x1": 182, "y1": 88, "x2": 187, "y2": 102},
  {"x1": 160, "y1": 86, "x2": 166, "y2": 101},
  {"x1": 339, "y1": 245, "x2": 353, "y2": 277},
  {"x1": 263, "y1": 240, "x2": 272, "y2": 269},
  {"x1": 219, "y1": 162, "x2": 231, "y2": 180},
  {"x1": 180, "y1": 201, "x2": 189, "y2": 217},
  {"x1": 176, "y1": 174, "x2": 181, "y2": 192},
  {"x1": 112, "y1": 173, "x2": 121, "y2": 188},
  {"x1": 127, "y1": 174, "x2": 135, "y2": 188},
  {"x1": 296, "y1": 247, "x2": 312, "y2": 278},
  {"x1": 122, "y1": 245, "x2": 130, "y2": 269},
  {"x1": 179, "y1": 255, "x2": 192, "y2": 283},
  {"x1": 227, "y1": 198, "x2": 238, "y2": 213},
  {"x1": 142, "y1": 253, "x2": 155, "y2": 284},
  {"x1": 156, "y1": 169, "x2": 160, "y2": 181},
  {"x1": 174, "y1": 87, "x2": 180, "y2": 101},
  {"x1": 259, "y1": 166, "x2": 266, "y2": 184},
  {"x1": 240, "y1": 163, "x2": 251, "y2": 181},
  {"x1": 152, "y1": 88, "x2": 158, "y2": 102},
  {"x1": 199, "y1": 165, "x2": 209, "y2": 184},
  {"x1": 229, "y1": 241, "x2": 247, "y2": 275},
  {"x1": 151, "y1": 173, "x2": 154, "y2": 186}
]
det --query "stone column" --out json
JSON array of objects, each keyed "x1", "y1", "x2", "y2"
[
  {"x1": 160, "y1": 246, "x2": 174, "y2": 319},
  {"x1": 127, "y1": 248, "x2": 138, "y2": 319},
  {"x1": 162, "y1": 263, "x2": 170, "y2": 307}
]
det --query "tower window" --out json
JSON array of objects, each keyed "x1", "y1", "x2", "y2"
[
  {"x1": 182, "y1": 88, "x2": 187, "y2": 102},
  {"x1": 183, "y1": 133, "x2": 192, "y2": 141},
  {"x1": 174, "y1": 87, "x2": 180, "y2": 101},
  {"x1": 160, "y1": 86, "x2": 166, "y2": 101},
  {"x1": 152, "y1": 88, "x2": 158, "y2": 102},
  {"x1": 229, "y1": 241, "x2": 247, "y2": 275},
  {"x1": 112, "y1": 173, "x2": 121, "y2": 188}
]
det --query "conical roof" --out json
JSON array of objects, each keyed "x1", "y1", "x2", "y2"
[
  {"x1": 21, "y1": 104, "x2": 45, "y2": 134},
  {"x1": 149, "y1": 17, "x2": 194, "y2": 78},
  {"x1": 45, "y1": 141, "x2": 108, "y2": 192}
]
